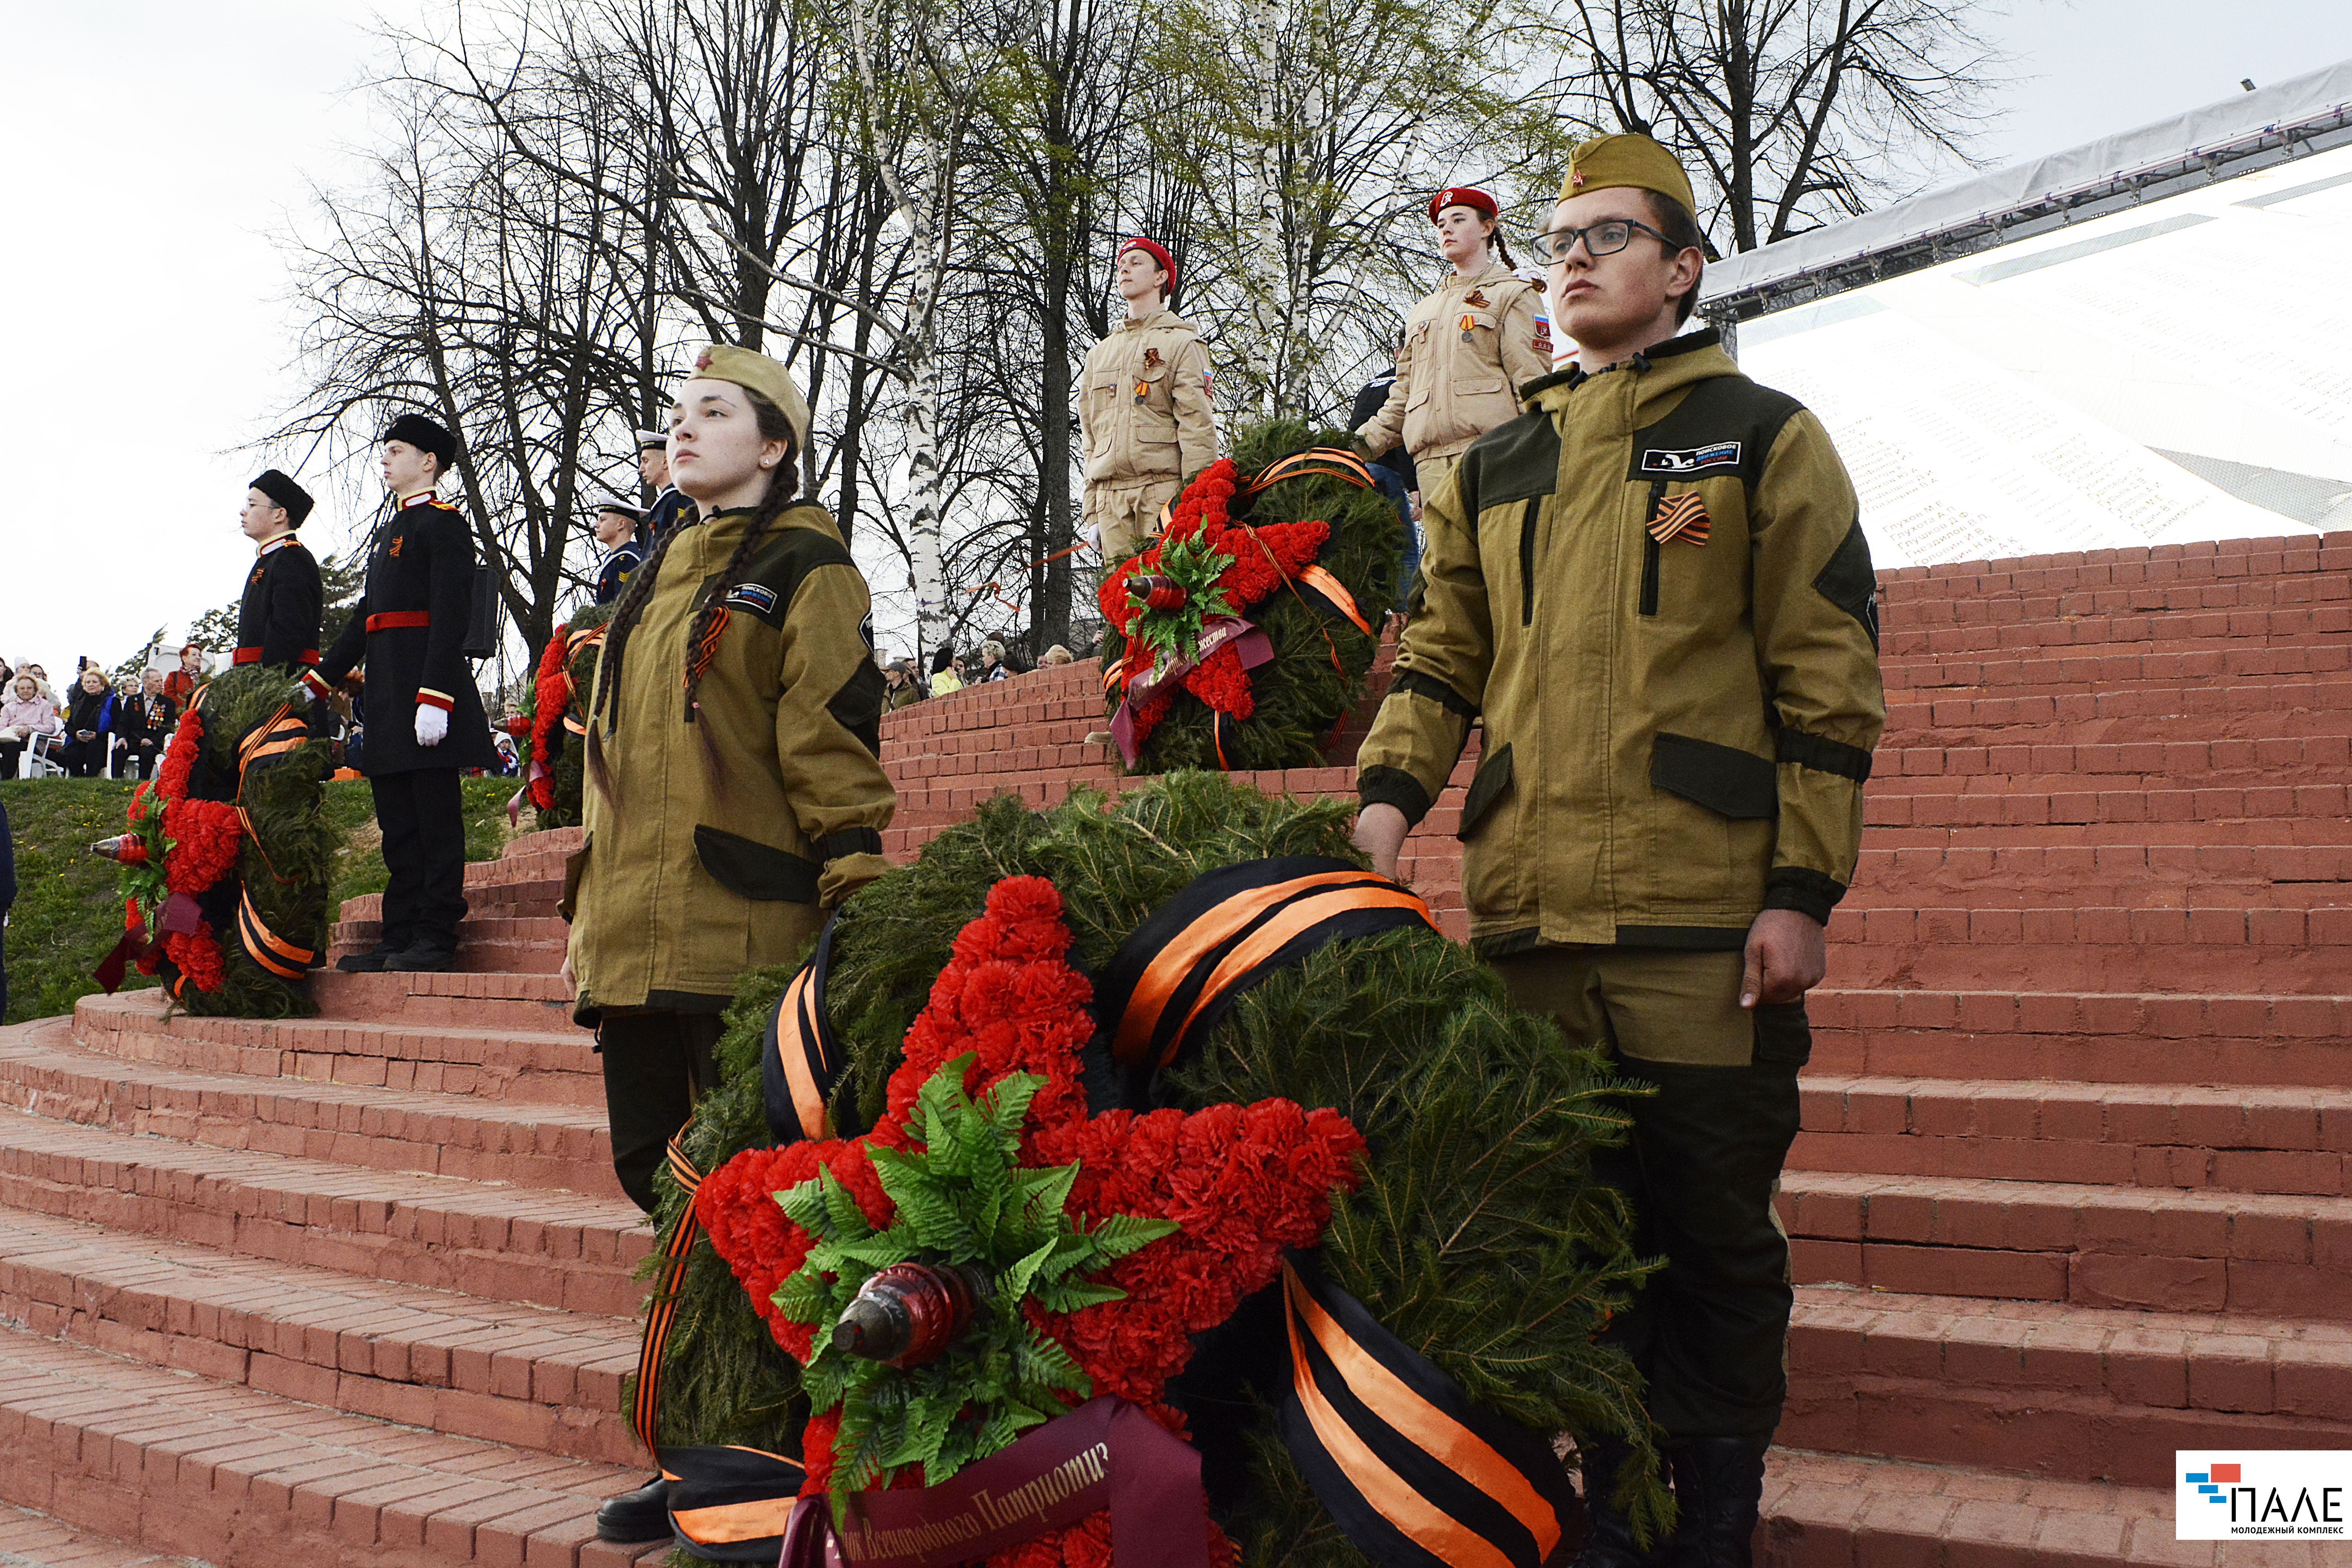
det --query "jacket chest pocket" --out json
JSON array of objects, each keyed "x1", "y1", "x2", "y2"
[
  {"x1": 1129, "y1": 361, "x2": 1171, "y2": 411},
  {"x1": 1447, "y1": 312, "x2": 1508, "y2": 392},
  {"x1": 1634, "y1": 478, "x2": 1724, "y2": 617}
]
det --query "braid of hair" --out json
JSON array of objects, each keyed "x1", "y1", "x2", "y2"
[
  {"x1": 679, "y1": 405, "x2": 800, "y2": 724},
  {"x1": 593, "y1": 523, "x2": 679, "y2": 729},
  {"x1": 583, "y1": 521, "x2": 680, "y2": 807}
]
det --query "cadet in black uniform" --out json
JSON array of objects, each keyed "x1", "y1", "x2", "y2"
[
  {"x1": 236, "y1": 470, "x2": 325, "y2": 673},
  {"x1": 307, "y1": 414, "x2": 497, "y2": 973},
  {"x1": 591, "y1": 503, "x2": 645, "y2": 605},
  {"x1": 636, "y1": 430, "x2": 692, "y2": 544}
]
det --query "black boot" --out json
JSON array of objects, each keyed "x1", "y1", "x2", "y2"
[
  {"x1": 595, "y1": 1474, "x2": 671, "y2": 1543},
  {"x1": 335, "y1": 942, "x2": 403, "y2": 973},
  {"x1": 1663, "y1": 1438, "x2": 1765, "y2": 1568},
  {"x1": 1571, "y1": 1437, "x2": 1659, "y2": 1568}
]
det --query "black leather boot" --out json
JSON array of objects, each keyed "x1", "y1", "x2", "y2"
[
  {"x1": 1571, "y1": 1437, "x2": 1659, "y2": 1568},
  {"x1": 1662, "y1": 1438, "x2": 1765, "y2": 1568},
  {"x1": 595, "y1": 1474, "x2": 671, "y2": 1543}
]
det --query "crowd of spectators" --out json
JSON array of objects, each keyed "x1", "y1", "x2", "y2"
[
  {"x1": 0, "y1": 648, "x2": 211, "y2": 780},
  {"x1": 879, "y1": 634, "x2": 1078, "y2": 710}
]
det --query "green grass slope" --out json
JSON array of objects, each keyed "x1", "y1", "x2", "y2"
[{"x1": 2, "y1": 775, "x2": 521, "y2": 1025}]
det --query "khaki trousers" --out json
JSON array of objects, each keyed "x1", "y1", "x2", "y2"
[
  {"x1": 1489, "y1": 946, "x2": 1807, "y2": 1443},
  {"x1": 1087, "y1": 476, "x2": 1183, "y2": 568}
]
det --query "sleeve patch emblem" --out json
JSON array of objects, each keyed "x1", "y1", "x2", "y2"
[
  {"x1": 725, "y1": 583, "x2": 780, "y2": 615},
  {"x1": 1639, "y1": 441, "x2": 1742, "y2": 475}
]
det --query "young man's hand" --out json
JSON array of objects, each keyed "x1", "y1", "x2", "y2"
[
  {"x1": 1352, "y1": 802, "x2": 1410, "y2": 880},
  {"x1": 1740, "y1": 908, "x2": 1826, "y2": 1008}
]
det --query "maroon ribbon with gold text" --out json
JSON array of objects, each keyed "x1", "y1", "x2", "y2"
[{"x1": 780, "y1": 1397, "x2": 1210, "y2": 1568}]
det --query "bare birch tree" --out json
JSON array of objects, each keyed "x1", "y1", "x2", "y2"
[{"x1": 1548, "y1": 0, "x2": 2005, "y2": 253}]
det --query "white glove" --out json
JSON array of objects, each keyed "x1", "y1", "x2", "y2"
[
  {"x1": 290, "y1": 684, "x2": 313, "y2": 709},
  {"x1": 415, "y1": 704, "x2": 449, "y2": 747}
]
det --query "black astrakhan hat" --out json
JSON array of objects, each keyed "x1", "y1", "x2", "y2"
[
  {"x1": 383, "y1": 412, "x2": 458, "y2": 466},
  {"x1": 250, "y1": 468, "x2": 315, "y2": 526}
]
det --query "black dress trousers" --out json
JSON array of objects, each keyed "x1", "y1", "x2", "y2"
[{"x1": 369, "y1": 768, "x2": 469, "y2": 953}]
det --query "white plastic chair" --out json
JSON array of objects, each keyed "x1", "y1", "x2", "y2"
[{"x1": 23, "y1": 729, "x2": 65, "y2": 779}]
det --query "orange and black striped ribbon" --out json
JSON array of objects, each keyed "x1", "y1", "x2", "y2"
[
  {"x1": 236, "y1": 888, "x2": 318, "y2": 980},
  {"x1": 560, "y1": 624, "x2": 605, "y2": 737},
  {"x1": 1095, "y1": 857, "x2": 1437, "y2": 1083},
  {"x1": 631, "y1": 1134, "x2": 709, "y2": 1453},
  {"x1": 1241, "y1": 447, "x2": 1377, "y2": 497},
  {"x1": 1279, "y1": 1256, "x2": 1572, "y2": 1568},
  {"x1": 633, "y1": 916, "x2": 852, "y2": 1460},
  {"x1": 1648, "y1": 493, "x2": 1710, "y2": 546},
  {"x1": 237, "y1": 705, "x2": 312, "y2": 773},
  {"x1": 653, "y1": 1445, "x2": 810, "y2": 1562},
  {"x1": 762, "y1": 914, "x2": 860, "y2": 1145}
]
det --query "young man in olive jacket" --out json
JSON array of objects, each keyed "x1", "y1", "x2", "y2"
[
  {"x1": 1352, "y1": 135, "x2": 1884, "y2": 1568},
  {"x1": 307, "y1": 414, "x2": 497, "y2": 973}
]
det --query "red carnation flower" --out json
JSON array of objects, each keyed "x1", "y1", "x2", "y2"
[{"x1": 695, "y1": 875, "x2": 1363, "y2": 1568}]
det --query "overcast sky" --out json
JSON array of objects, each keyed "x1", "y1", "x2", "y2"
[{"x1": 9, "y1": 0, "x2": 2352, "y2": 671}]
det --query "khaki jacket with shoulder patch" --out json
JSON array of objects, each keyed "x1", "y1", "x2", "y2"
[
  {"x1": 566, "y1": 503, "x2": 895, "y2": 1023},
  {"x1": 1355, "y1": 262, "x2": 1553, "y2": 467},
  {"x1": 1356, "y1": 329, "x2": 1884, "y2": 956},
  {"x1": 1079, "y1": 312, "x2": 1219, "y2": 487}
]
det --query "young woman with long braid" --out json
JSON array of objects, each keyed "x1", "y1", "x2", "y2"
[{"x1": 561, "y1": 343, "x2": 895, "y2": 1546}]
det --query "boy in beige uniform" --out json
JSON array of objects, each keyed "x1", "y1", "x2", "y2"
[
  {"x1": 1079, "y1": 237, "x2": 1220, "y2": 566},
  {"x1": 1354, "y1": 186, "x2": 1554, "y2": 514}
]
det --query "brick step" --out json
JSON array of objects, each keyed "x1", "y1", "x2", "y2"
[
  {"x1": 307, "y1": 967, "x2": 574, "y2": 1026},
  {"x1": 1760, "y1": 1446, "x2": 2188, "y2": 1566},
  {"x1": 1878, "y1": 547, "x2": 2341, "y2": 612},
  {"x1": 1779, "y1": 1169, "x2": 2350, "y2": 1320},
  {"x1": 336, "y1": 881, "x2": 564, "y2": 930},
  {"x1": 1784, "y1": 1286, "x2": 2352, "y2": 1487},
  {"x1": 1863, "y1": 784, "x2": 2352, "y2": 829},
  {"x1": 0, "y1": 1017, "x2": 616, "y2": 1199},
  {"x1": 0, "y1": 1324, "x2": 661, "y2": 1568},
  {"x1": 1808, "y1": 988, "x2": 2352, "y2": 1089},
  {"x1": 1874, "y1": 532, "x2": 2343, "y2": 593},
  {"x1": 1874, "y1": 751, "x2": 2352, "y2": 797},
  {"x1": 1885, "y1": 646, "x2": 2352, "y2": 694},
  {"x1": 0, "y1": 1105, "x2": 648, "y2": 1315},
  {"x1": 1885, "y1": 678, "x2": 2352, "y2": 743},
  {"x1": 1883, "y1": 602, "x2": 2352, "y2": 655},
  {"x1": 1820, "y1": 906, "x2": 2352, "y2": 993},
  {"x1": 1793, "y1": 1073, "x2": 2352, "y2": 1195},
  {"x1": 72, "y1": 991, "x2": 602, "y2": 1109},
  {"x1": 317, "y1": 929, "x2": 569, "y2": 981},
  {"x1": 1852, "y1": 840, "x2": 2352, "y2": 896},
  {"x1": 0, "y1": 1205, "x2": 640, "y2": 1465},
  {"x1": 0, "y1": 1504, "x2": 209, "y2": 1568},
  {"x1": 327, "y1": 915, "x2": 566, "y2": 949}
]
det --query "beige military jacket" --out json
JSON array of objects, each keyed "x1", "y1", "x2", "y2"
[
  {"x1": 1079, "y1": 311, "x2": 1219, "y2": 487},
  {"x1": 1356, "y1": 262, "x2": 1553, "y2": 466}
]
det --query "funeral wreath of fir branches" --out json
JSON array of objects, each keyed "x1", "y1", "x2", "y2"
[
  {"x1": 516, "y1": 601, "x2": 613, "y2": 831},
  {"x1": 1098, "y1": 423, "x2": 1401, "y2": 775},
  {"x1": 109, "y1": 664, "x2": 334, "y2": 1018},
  {"x1": 639, "y1": 773, "x2": 1671, "y2": 1568}
]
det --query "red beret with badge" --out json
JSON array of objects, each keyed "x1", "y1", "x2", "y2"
[
  {"x1": 1117, "y1": 236, "x2": 1178, "y2": 288},
  {"x1": 1427, "y1": 185, "x2": 1500, "y2": 223}
]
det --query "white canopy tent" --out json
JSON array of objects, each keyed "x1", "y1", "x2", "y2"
[{"x1": 1699, "y1": 64, "x2": 2352, "y2": 569}]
